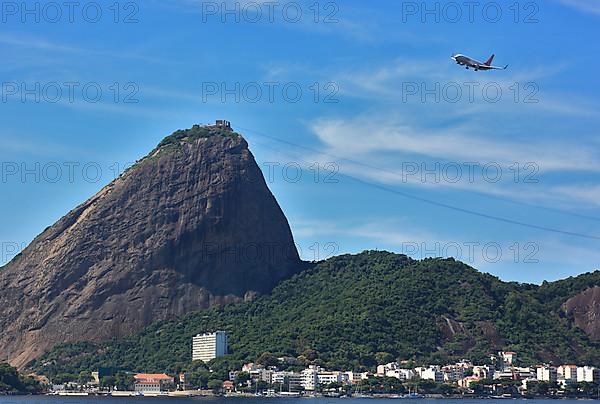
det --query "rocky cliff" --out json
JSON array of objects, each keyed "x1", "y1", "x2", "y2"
[
  {"x1": 563, "y1": 286, "x2": 600, "y2": 341},
  {"x1": 0, "y1": 124, "x2": 301, "y2": 368}
]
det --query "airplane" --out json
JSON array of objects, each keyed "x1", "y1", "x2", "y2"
[{"x1": 451, "y1": 53, "x2": 508, "y2": 71}]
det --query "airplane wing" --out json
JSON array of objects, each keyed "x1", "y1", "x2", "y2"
[{"x1": 488, "y1": 64, "x2": 509, "y2": 70}]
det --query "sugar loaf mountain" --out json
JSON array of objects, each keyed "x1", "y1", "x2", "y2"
[
  {"x1": 0, "y1": 122, "x2": 301, "y2": 368},
  {"x1": 1, "y1": 122, "x2": 600, "y2": 377}
]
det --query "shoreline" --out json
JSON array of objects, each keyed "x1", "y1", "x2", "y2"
[{"x1": 3, "y1": 392, "x2": 598, "y2": 400}]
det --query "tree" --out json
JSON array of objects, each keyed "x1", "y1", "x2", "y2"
[
  {"x1": 53, "y1": 373, "x2": 77, "y2": 384},
  {"x1": 187, "y1": 370, "x2": 210, "y2": 389},
  {"x1": 256, "y1": 352, "x2": 280, "y2": 367},
  {"x1": 78, "y1": 371, "x2": 93, "y2": 385},
  {"x1": 100, "y1": 376, "x2": 117, "y2": 389},
  {"x1": 235, "y1": 371, "x2": 251, "y2": 384},
  {"x1": 207, "y1": 379, "x2": 223, "y2": 393},
  {"x1": 208, "y1": 357, "x2": 242, "y2": 381},
  {"x1": 114, "y1": 372, "x2": 135, "y2": 391},
  {"x1": 0, "y1": 363, "x2": 41, "y2": 393},
  {"x1": 375, "y1": 352, "x2": 394, "y2": 365}
]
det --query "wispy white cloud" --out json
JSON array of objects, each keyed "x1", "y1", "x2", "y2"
[
  {"x1": 550, "y1": 185, "x2": 600, "y2": 207},
  {"x1": 556, "y1": 0, "x2": 600, "y2": 15},
  {"x1": 309, "y1": 115, "x2": 600, "y2": 173},
  {"x1": 0, "y1": 33, "x2": 171, "y2": 64}
]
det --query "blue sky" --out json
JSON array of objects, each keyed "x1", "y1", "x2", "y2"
[{"x1": 1, "y1": 0, "x2": 599, "y2": 283}]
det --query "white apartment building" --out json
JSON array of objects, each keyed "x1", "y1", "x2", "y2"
[
  {"x1": 192, "y1": 331, "x2": 228, "y2": 362},
  {"x1": 344, "y1": 371, "x2": 370, "y2": 384},
  {"x1": 301, "y1": 367, "x2": 318, "y2": 391},
  {"x1": 417, "y1": 366, "x2": 444, "y2": 383},
  {"x1": 514, "y1": 367, "x2": 536, "y2": 380},
  {"x1": 377, "y1": 362, "x2": 415, "y2": 381},
  {"x1": 300, "y1": 366, "x2": 348, "y2": 390},
  {"x1": 473, "y1": 365, "x2": 494, "y2": 379},
  {"x1": 388, "y1": 368, "x2": 415, "y2": 381},
  {"x1": 577, "y1": 366, "x2": 600, "y2": 383},
  {"x1": 272, "y1": 371, "x2": 303, "y2": 390},
  {"x1": 536, "y1": 366, "x2": 557, "y2": 382},
  {"x1": 499, "y1": 351, "x2": 516, "y2": 365},
  {"x1": 557, "y1": 365, "x2": 578, "y2": 380},
  {"x1": 318, "y1": 371, "x2": 343, "y2": 386},
  {"x1": 240, "y1": 364, "x2": 273, "y2": 383}
]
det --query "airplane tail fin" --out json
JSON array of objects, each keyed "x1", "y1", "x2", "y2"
[
  {"x1": 484, "y1": 54, "x2": 495, "y2": 66},
  {"x1": 504, "y1": 64, "x2": 509, "y2": 70}
]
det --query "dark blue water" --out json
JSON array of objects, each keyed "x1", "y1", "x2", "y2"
[{"x1": 0, "y1": 398, "x2": 587, "y2": 404}]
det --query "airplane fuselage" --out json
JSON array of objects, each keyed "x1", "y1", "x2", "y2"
[{"x1": 451, "y1": 53, "x2": 507, "y2": 71}]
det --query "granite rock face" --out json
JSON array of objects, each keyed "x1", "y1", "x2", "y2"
[
  {"x1": 563, "y1": 286, "x2": 600, "y2": 340},
  {"x1": 0, "y1": 125, "x2": 301, "y2": 367}
]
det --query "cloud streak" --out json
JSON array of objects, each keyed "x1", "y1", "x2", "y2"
[{"x1": 557, "y1": 0, "x2": 600, "y2": 15}]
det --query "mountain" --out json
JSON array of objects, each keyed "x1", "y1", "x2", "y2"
[
  {"x1": 30, "y1": 252, "x2": 600, "y2": 377},
  {"x1": 0, "y1": 124, "x2": 302, "y2": 368}
]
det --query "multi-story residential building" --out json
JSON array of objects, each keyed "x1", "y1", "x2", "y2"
[
  {"x1": 499, "y1": 351, "x2": 517, "y2": 366},
  {"x1": 343, "y1": 372, "x2": 362, "y2": 385},
  {"x1": 442, "y1": 365, "x2": 465, "y2": 382},
  {"x1": 536, "y1": 366, "x2": 557, "y2": 382},
  {"x1": 417, "y1": 366, "x2": 444, "y2": 383},
  {"x1": 344, "y1": 371, "x2": 371, "y2": 384},
  {"x1": 577, "y1": 366, "x2": 600, "y2": 383},
  {"x1": 473, "y1": 365, "x2": 494, "y2": 379},
  {"x1": 458, "y1": 375, "x2": 481, "y2": 388},
  {"x1": 515, "y1": 367, "x2": 536, "y2": 380},
  {"x1": 389, "y1": 368, "x2": 415, "y2": 381},
  {"x1": 192, "y1": 331, "x2": 228, "y2": 362},
  {"x1": 493, "y1": 370, "x2": 516, "y2": 380},
  {"x1": 317, "y1": 370, "x2": 342, "y2": 386},
  {"x1": 301, "y1": 367, "x2": 318, "y2": 391},
  {"x1": 557, "y1": 365, "x2": 578, "y2": 381},
  {"x1": 299, "y1": 365, "x2": 348, "y2": 390},
  {"x1": 272, "y1": 371, "x2": 303, "y2": 390},
  {"x1": 239, "y1": 364, "x2": 273, "y2": 384},
  {"x1": 377, "y1": 362, "x2": 415, "y2": 381}
]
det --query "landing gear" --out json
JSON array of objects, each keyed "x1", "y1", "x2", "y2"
[{"x1": 466, "y1": 66, "x2": 469, "y2": 70}]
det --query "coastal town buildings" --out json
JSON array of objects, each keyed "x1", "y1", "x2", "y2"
[{"x1": 61, "y1": 349, "x2": 600, "y2": 398}]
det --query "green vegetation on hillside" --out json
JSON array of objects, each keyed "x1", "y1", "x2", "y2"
[
  {"x1": 0, "y1": 363, "x2": 42, "y2": 393},
  {"x1": 155, "y1": 124, "x2": 240, "y2": 151},
  {"x1": 29, "y1": 252, "x2": 600, "y2": 379},
  {"x1": 120, "y1": 124, "x2": 242, "y2": 175}
]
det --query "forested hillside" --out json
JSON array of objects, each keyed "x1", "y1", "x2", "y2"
[{"x1": 30, "y1": 251, "x2": 600, "y2": 378}]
